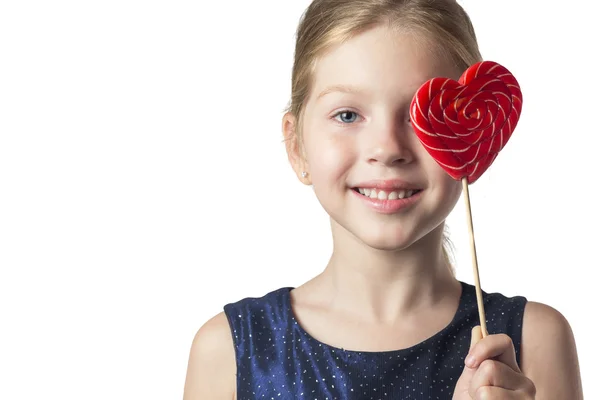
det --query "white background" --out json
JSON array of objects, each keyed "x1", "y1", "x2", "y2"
[{"x1": 0, "y1": 0, "x2": 597, "y2": 398}]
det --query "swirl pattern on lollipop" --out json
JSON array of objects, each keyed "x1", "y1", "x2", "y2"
[{"x1": 410, "y1": 61, "x2": 523, "y2": 184}]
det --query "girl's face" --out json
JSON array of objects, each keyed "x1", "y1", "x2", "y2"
[{"x1": 285, "y1": 25, "x2": 463, "y2": 251}]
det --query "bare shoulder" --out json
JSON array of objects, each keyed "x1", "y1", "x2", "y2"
[
  {"x1": 183, "y1": 311, "x2": 236, "y2": 400},
  {"x1": 521, "y1": 301, "x2": 583, "y2": 399}
]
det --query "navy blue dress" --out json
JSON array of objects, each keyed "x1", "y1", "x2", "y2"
[{"x1": 223, "y1": 281, "x2": 527, "y2": 399}]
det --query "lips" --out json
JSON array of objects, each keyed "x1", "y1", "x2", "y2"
[
  {"x1": 350, "y1": 179, "x2": 424, "y2": 206},
  {"x1": 351, "y1": 179, "x2": 422, "y2": 192},
  {"x1": 351, "y1": 187, "x2": 423, "y2": 214},
  {"x1": 352, "y1": 187, "x2": 422, "y2": 200}
]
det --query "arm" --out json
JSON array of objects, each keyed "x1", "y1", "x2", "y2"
[
  {"x1": 183, "y1": 312, "x2": 237, "y2": 400},
  {"x1": 521, "y1": 301, "x2": 583, "y2": 399}
]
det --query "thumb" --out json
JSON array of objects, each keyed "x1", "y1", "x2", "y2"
[
  {"x1": 469, "y1": 325, "x2": 483, "y2": 352},
  {"x1": 452, "y1": 326, "x2": 483, "y2": 399},
  {"x1": 465, "y1": 325, "x2": 482, "y2": 370}
]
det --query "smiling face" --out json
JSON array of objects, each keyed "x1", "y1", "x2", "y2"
[{"x1": 284, "y1": 24, "x2": 464, "y2": 251}]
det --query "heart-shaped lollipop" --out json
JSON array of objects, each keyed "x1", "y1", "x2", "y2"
[{"x1": 410, "y1": 61, "x2": 522, "y2": 184}]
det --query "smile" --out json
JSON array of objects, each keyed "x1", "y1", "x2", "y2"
[
  {"x1": 351, "y1": 187, "x2": 423, "y2": 214},
  {"x1": 352, "y1": 187, "x2": 422, "y2": 200}
]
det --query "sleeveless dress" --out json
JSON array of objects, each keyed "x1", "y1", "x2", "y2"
[{"x1": 223, "y1": 281, "x2": 527, "y2": 399}]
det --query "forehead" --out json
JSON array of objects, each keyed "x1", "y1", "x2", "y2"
[{"x1": 309, "y1": 25, "x2": 461, "y2": 101}]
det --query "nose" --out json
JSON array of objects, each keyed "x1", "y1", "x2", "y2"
[{"x1": 364, "y1": 117, "x2": 415, "y2": 166}]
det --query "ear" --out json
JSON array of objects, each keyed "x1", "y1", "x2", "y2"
[{"x1": 282, "y1": 112, "x2": 311, "y2": 185}]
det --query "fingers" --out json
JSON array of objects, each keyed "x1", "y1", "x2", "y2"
[
  {"x1": 468, "y1": 359, "x2": 530, "y2": 397},
  {"x1": 462, "y1": 328, "x2": 535, "y2": 399},
  {"x1": 465, "y1": 332, "x2": 521, "y2": 373}
]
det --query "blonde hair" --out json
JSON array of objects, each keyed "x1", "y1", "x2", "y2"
[{"x1": 285, "y1": 0, "x2": 483, "y2": 272}]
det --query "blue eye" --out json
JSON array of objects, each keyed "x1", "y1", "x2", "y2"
[{"x1": 334, "y1": 111, "x2": 358, "y2": 124}]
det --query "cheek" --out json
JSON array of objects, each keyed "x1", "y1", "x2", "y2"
[
  {"x1": 419, "y1": 151, "x2": 449, "y2": 181},
  {"x1": 445, "y1": 178, "x2": 463, "y2": 200},
  {"x1": 305, "y1": 137, "x2": 356, "y2": 181},
  {"x1": 421, "y1": 155, "x2": 462, "y2": 199},
  {"x1": 437, "y1": 174, "x2": 462, "y2": 207}
]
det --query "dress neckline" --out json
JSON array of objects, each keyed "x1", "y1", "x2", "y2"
[{"x1": 282, "y1": 280, "x2": 470, "y2": 356}]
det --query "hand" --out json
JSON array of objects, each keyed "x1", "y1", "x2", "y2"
[{"x1": 452, "y1": 326, "x2": 536, "y2": 399}]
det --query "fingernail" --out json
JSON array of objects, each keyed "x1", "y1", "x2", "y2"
[{"x1": 465, "y1": 355, "x2": 476, "y2": 368}]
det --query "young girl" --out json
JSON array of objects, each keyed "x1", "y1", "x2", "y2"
[{"x1": 184, "y1": 1, "x2": 582, "y2": 398}]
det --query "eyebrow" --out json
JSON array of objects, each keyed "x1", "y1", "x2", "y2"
[{"x1": 316, "y1": 84, "x2": 367, "y2": 100}]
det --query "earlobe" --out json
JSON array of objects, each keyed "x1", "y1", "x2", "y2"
[{"x1": 282, "y1": 112, "x2": 311, "y2": 184}]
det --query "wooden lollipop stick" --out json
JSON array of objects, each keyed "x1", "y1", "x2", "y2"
[{"x1": 461, "y1": 177, "x2": 489, "y2": 337}]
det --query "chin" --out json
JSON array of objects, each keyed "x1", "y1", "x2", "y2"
[
  {"x1": 357, "y1": 229, "x2": 421, "y2": 251},
  {"x1": 338, "y1": 220, "x2": 423, "y2": 252},
  {"x1": 330, "y1": 211, "x2": 446, "y2": 253}
]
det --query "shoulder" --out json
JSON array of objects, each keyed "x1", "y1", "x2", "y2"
[
  {"x1": 223, "y1": 286, "x2": 293, "y2": 330},
  {"x1": 520, "y1": 301, "x2": 583, "y2": 399},
  {"x1": 183, "y1": 312, "x2": 236, "y2": 400}
]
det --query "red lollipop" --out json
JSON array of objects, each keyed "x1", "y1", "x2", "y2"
[
  {"x1": 410, "y1": 60, "x2": 522, "y2": 184},
  {"x1": 410, "y1": 61, "x2": 523, "y2": 337}
]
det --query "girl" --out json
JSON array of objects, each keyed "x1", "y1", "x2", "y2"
[{"x1": 184, "y1": 0, "x2": 583, "y2": 398}]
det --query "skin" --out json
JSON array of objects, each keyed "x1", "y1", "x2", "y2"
[{"x1": 183, "y1": 24, "x2": 583, "y2": 400}]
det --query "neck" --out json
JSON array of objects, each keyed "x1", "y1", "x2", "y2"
[{"x1": 316, "y1": 222, "x2": 460, "y2": 325}]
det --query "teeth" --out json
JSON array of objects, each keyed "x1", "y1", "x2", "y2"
[{"x1": 356, "y1": 188, "x2": 417, "y2": 200}]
